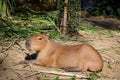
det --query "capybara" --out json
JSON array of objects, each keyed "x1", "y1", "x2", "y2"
[{"x1": 24, "y1": 33, "x2": 103, "y2": 72}]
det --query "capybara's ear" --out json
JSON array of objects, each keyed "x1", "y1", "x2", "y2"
[
  {"x1": 39, "y1": 32, "x2": 43, "y2": 34},
  {"x1": 46, "y1": 33, "x2": 50, "y2": 38}
]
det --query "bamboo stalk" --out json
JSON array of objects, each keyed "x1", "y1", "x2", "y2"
[{"x1": 27, "y1": 69, "x2": 88, "y2": 79}]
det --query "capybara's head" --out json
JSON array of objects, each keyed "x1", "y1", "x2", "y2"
[{"x1": 25, "y1": 33, "x2": 50, "y2": 52}]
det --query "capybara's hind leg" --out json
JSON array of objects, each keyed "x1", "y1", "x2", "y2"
[
  {"x1": 62, "y1": 67, "x2": 82, "y2": 72},
  {"x1": 63, "y1": 62, "x2": 88, "y2": 72},
  {"x1": 78, "y1": 62, "x2": 88, "y2": 72}
]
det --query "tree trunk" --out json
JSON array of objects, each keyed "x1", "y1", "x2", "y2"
[{"x1": 62, "y1": 0, "x2": 68, "y2": 34}]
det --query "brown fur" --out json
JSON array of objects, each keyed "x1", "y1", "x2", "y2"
[{"x1": 25, "y1": 33, "x2": 103, "y2": 72}]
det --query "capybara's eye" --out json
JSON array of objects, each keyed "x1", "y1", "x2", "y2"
[{"x1": 38, "y1": 37, "x2": 42, "y2": 40}]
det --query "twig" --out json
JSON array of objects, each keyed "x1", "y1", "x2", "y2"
[
  {"x1": 1, "y1": 38, "x2": 19, "y2": 53},
  {"x1": 48, "y1": 18, "x2": 62, "y2": 34},
  {"x1": 0, "y1": 54, "x2": 8, "y2": 64},
  {"x1": 98, "y1": 47, "x2": 120, "y2": 63},
  {"x1": 102, "y1": 54, "x2": 115, "y2": 63},
  {"x1": 26, "y1": 69, "x2": 88, "y2": 79},
  {"x1": 117, "y1": 40, "x2": 120, "y2": 45},
  {"x1": 15, "y1": 41, "x2": 28, "y2": 55},
  {"x1": 15, "y1": 42, "x2": 25, "y2": 50},
  {"x1": 111, "y1": 46, "x2": 120, "y2": 55},
  {"x1": 6, "y1": 68, "x2": 36, "y2": 72},
  {"x1": 9, "y1": 68, "x2": 24, "y2": 80}
]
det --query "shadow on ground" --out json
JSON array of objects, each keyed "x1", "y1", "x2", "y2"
[{"x1": 83, "y1": 17, "x2": 120, "y2": 30}]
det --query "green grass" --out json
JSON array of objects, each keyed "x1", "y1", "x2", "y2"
[
  {"x1": 53, "y1": 76, "x2": 61, "y2": 80},
  {"x1": 1, "y1": 10, "x2": 119, "y2": 43},
  {"x1": 0, "y1": 16, "x2": 69, "y2": 42},
  {"x1": 78, "y1": 22, "x2": 120, "y2": 37},
  {"x1": 0, "y1": 10, "x2": 71, "y2": 42},
  {"x1": 0, "y1": 20, "x2": 38, "y2": 40},
  {"x1": 79, "y1": 23, "x2": 104, "y2": 33}
]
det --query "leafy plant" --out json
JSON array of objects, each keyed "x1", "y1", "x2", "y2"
[
  {"x1": 0, "y1": 59, "x2": 3, "y2": 64},
  {"x1": 88, "y1": 72, "x2": 100, "y2": 80},
  {"x1": 0, "y1": 17, "x2": 69, "y2": 42},
  {"x1": 79, "y1": 23, "x2": 101, "y2": 33},
  {"x1": 0, "y1": 0, "x2": 15, "y2": 17},
  {"x1": 0, "y1": 19, "x2": 42, "y2": 42},
  {"x1": 53, "y1": 76, "x2": 61, "y2": 80},
  {"x1": 36, "y1": 76, "x2": 41, "y2": 80},
  {"x1": 107, "y1": 63, "x2": 112, "y2": 69},
  {"x1": 36, "y1": 75, "x2": 50, "y2": 80},
  {"x1": 69, "y1": 75, "x2": 76, "y2": 80}
]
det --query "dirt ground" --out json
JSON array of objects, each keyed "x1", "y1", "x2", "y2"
[{"x1": 0, "y1": 17, "x2": 120, "y2": 80}]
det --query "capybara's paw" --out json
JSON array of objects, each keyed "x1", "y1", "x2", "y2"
[{"x1": 63, "y1": 68, "x2": 72, "y2": 72}]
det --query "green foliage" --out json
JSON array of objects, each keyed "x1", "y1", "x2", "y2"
[
  {"x1": 79, "y1": 22, "x2": 119, "y2": 37},
  {"x1": 0, "y1": 17, "x2": 69, "y2": 42},
  {"x1": 0, "y1": 10, "x2": 61, "y2": 41},
  {"x1": 0, "y1": 0, "x2": 15, "y2": 17},
  {"x1": 93, "y1": 2, "x2": 103, "y2": 16},
  {"x1": 69, "y1": 75, "x2": 76, "y2": 80},
  {"x1": 36, "y1": 75, "x2": 50, "y2": 80},
  {"x1": 0, "y1": 21, "x2": 59, "y2": 41},
  {"x1": 88, "y1": 72, "x2": 100, "y2": 80},
  {"x1": 57, "y1": 0, "x2": 81, "y2": 33},
  {"x1": 15, "y1": 11, "x2": 59, "y2": 30},
  {"x1": 93, "y1": 0, "x2": 120, "y2": 18},
  {"x1": 107, "y1": 63, "x2": 112, "y2": 69},
  {"x1": 53, "y1": 76, "x2": 61, "y2": 80},
  {"x1": 79, "y1": 23, "x2": 101, "y2": 33},
  {"x1": 0, "y1": 59, "x2": 3, "y2": 64},
  {"x1": 36, "y1": 76, "x2": 41, "y2": 80},
  {"x1": 0, "y1": 0, "x2": 7, "y2": 17},
  {"x1": 0, "y1": 20, "x2": 36, "y2": 40},
  {"x1": 68, "y1": 0, "x2": 81, "y2": 30}
]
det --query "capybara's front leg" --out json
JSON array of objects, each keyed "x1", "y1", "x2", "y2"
[{"x1": 20, "y1": 60, "x2": 40, "y2": 65}]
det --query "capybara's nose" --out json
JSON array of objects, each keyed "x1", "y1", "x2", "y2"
[{"x1": 25, "y1": 40, "x2": 30, "y2": 48}]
